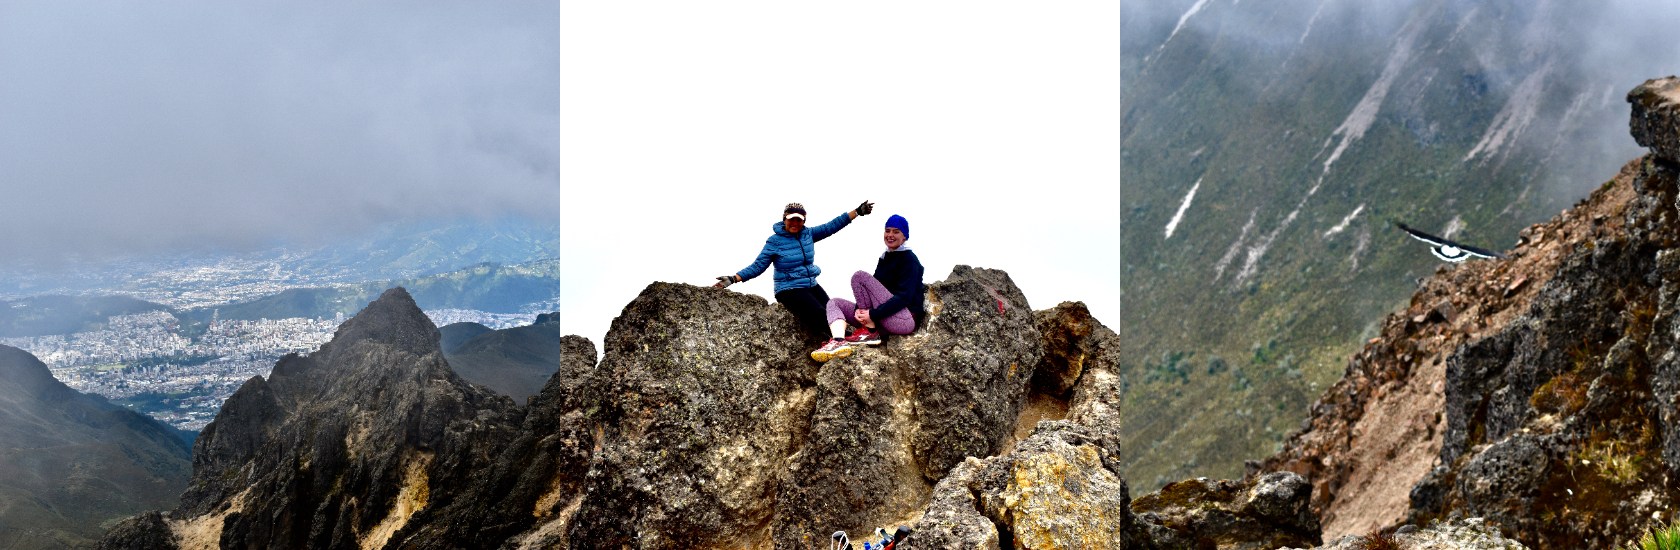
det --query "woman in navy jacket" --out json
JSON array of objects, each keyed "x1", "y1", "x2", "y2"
[
  {"x1": 814, "y1": 214, "x2": 925, "y2": 361},
  {"x1": 715, "y1": 201, "x2": 873, "y2": 349}
]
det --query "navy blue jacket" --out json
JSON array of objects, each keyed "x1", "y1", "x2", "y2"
[
  {"x1": 870, "y1": 248, "x2": 926, "y2": 322},
  {"x1": 737, "y1": 212, "x2": 852, "y2": 293}
]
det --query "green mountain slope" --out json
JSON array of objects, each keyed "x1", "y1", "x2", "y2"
[
  {"x1": 439, "y1": 321, "x2": 494, "y2": 354},
  {"x1": 444, "y1": 314, "x2": 559, "y2": 402},
  {"x1": 0, "y1": 345, "x2": 190, "y2": 549},
  {"x1": 1120, "y1": 0, "x2": 1663, "y2": 490}
]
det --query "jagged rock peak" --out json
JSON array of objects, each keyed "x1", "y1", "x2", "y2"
[
  {"x1": 1629, "y1": 76, "x2": 1680, "y2": 162},
  {"x1": 320, "y1": 286, "x2": 442, "y2": 357}
]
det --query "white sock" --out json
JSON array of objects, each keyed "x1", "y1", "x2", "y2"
[{"x1": 830, "y1": 320, "x2": 849, "y2": 339}]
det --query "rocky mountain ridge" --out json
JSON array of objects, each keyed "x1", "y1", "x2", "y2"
[
  {"x1": 100, "y1": 269, "x2": 1319, "y2": 549},
  {"x1": 1259, "y1": 76, "x2": 1680, "y2": 549}
]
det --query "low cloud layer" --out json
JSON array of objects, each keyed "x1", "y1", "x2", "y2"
[{"x1": 0, "y1": 2, "x2": 557, "y2": 262}]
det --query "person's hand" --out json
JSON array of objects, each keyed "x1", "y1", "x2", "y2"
[
  {"x1": 714, "y1": 275, "x2": 736, "y2": 288},
  {"x1": 853, "y1": 308, "x2": 871, "y2": 324},
  {"x1": 856, "y1": 200, "x2": 874, "y2": 216}
]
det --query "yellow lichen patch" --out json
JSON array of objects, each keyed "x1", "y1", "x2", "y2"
[
  {"x1": 512, "y1": 491, "x2": 585, "y2": 550},
  {"x1": 360, "y1": 451, "x2": 434, "y2": 550},
  {"x1": 997, "y1": 441, "x2": 1128, "y2": 550},
  {"x1": 170, "y1": 486, "x2": 251, "y2": 550}
]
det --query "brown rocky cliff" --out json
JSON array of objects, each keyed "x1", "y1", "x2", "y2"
[
  {"x1": 104, "y1": 268, "x2": 1318, "y2": 549},
  {"x1": 1261, "y1": 76, "x2": 1680, "y2": 549}
]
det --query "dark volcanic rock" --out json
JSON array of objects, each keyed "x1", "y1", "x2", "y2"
[
  {"x1": 96, "y1": 511, "x2": 178, "y2": 550},
  {"x1": 557, "y1": 281, "x2": 816, "y2": 550},
  {"x1": 127, "y1": 287, "x2": 524, "y2": 550},
  {"x1": 1629, "y1": 76, "x2": 1680, "y2": 162},
  {"x1": 1130, "y1": 471, "x2": 1320, "y2": 550},
  {"x1": 394, "y1": 334, "x2": 599, "y2": 549}
]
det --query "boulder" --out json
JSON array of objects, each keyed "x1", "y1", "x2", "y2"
[
  {"x1": 1131, "y1": 471, "x2": 1321, "y2": 549},
  {"x1": 1628, "y1": 76, "x2": 1680, "y2": 162},
  {"x1": 910, "y1": 422, "x2": 1141, "y2": 550}
]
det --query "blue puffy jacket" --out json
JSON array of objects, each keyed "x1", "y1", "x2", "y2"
[{"x1": 737, "y1": 212, "x2": 852, "y2": 293}]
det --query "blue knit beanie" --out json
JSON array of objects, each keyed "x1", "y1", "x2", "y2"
[{"x1": 885, "y1": 214, "x2": 909, "y2": 239}]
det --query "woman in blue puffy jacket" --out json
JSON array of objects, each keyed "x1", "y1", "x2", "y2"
[{"x1": 715, "y1": 200, "x2": 873, "y2": 352}]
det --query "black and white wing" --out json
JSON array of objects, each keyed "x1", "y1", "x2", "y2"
[{"x1": 1397, "y1": 223, "x2": 1509, "y2": 262}]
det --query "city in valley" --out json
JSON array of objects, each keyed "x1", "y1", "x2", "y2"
[{"x1": 2, "y1": 308, "x2": 537, "y2": 433}]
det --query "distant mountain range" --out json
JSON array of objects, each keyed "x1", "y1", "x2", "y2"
[
  {"x1": 285, "y1": 216, "x2": 558, "y2": 281},
  {"x1": 186, "y1": 259, "x2": 557, "y2": 323},
  {"x1": 0, "y1": 216, "x2": 557, "y2": 298}
]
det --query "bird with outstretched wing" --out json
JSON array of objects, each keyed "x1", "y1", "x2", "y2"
[{"x1": 1397, "y1": 223, "x2": 1509, "y2": 262}]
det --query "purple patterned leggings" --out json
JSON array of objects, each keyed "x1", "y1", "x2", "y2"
[{"x1": 825, "y1": 270, "x2": 917, "y2": 334}]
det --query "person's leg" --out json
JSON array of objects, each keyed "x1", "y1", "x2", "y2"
[
  {"x1": 776, "y1": 286, "x2": 830, "y2": 337},
  {"x1": 851, "y1": 270, "x2": 916, "y2": 334},
  {"x1": 825, "y1": 297, "x2": 859, "y2": 339}
]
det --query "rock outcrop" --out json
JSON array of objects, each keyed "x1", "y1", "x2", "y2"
[{"x1": 1260, "y1": 77, "x2": 1680, "y2": 549}]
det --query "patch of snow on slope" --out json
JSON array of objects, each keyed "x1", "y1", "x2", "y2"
[
  {"x1": 1213, "y1": 209, "x2": 1258, "y2": 283},
  {"x1": 1323, "y1": 204, "x2": 1366, "y2": 238},
  {"x1": 1348, "y1": 225, "x2": 1371, "y2": 272},
  {"x1": 1300, "y1": 0, "x2": 1331, "y2": 44},
  {"x1": 1164, "y1": 178, "x2": 1202, "y2": 239},
  {"x1": 1441, "y1": 215, "x2": 1465, "y2": 240},
  {"x1": 1234, "y1": 179, "x2": 1326, "y2": 285},
  {"x1": 1463, "y1": 61, "x2": 1554, "y2": 164},
  {"x1": 1322, "y1": 17, "x2": 1426, "y2": 176},
  {"x1": 1159, "y1": 0, "x2": 1214, "y2": 53}
]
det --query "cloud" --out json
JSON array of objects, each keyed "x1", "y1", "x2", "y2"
[{"x1": 0, "y1": 1, "x2": 557, "y2": 262}]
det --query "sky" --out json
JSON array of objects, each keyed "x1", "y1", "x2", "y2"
[
  {"x1": 560, "y1": 3, "x2": 1121, "y2": 347},
  {"x1": 0, "y1": 1, "x2": 558, "y2": 263}
]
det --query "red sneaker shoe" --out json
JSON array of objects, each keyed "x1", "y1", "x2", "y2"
[{"x1": 845, "y1": 327, "x2": 882, "y2": 346}]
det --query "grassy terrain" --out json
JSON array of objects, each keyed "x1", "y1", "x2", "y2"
[{"x1": 1118, "y1": 0, "x2": 1646, "y2": 489}]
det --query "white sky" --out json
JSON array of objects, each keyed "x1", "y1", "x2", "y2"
[{"x1": 560, "y1": 3, "x2": 1119, "y2": 347}]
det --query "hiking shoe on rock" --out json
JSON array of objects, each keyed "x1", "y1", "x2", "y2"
[
  {"x1": 846, "y1": 327, "x2": 882, "y2": 346},
  {"x1": 811, "y1": 338, "x2": 852, "y2": 362}
]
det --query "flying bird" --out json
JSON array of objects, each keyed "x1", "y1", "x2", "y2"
[{"x1": 1397, "y1": 223, "x2": 1509, "y2": 262}]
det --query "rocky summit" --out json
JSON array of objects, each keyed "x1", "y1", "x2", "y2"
[
  {"x1": 101, "y1": 268, "x2": 1325, "y2": 549},
  {"x1": 103, "y1": 287, "x2": 525, "y2": 550}
]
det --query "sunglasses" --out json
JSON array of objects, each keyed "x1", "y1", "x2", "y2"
[{"x1": 784, "y1": 215, "x2": 806, "y2": 222}]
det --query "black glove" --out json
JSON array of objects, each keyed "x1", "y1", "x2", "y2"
[
  {"x1": 856, "y1": 200, "x2": 873, "y2": 216},
  {"x1": 715, "y1": 275, "x2": 735, "y2": 288}
]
